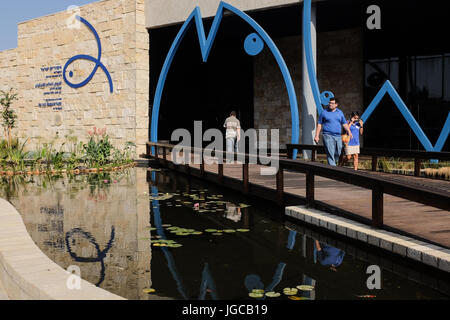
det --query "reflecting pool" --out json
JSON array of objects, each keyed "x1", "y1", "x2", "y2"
[{"x1": 0, "y1": 167, "x2": 449, "y2": 300}]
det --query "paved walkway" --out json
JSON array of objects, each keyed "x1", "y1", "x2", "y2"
[
  {"x1": 165, "y1": 153, "x2": 450, "y2": 248},
  {"x1": 0, "y1": 279, "x2": 8, "y2": 300}
]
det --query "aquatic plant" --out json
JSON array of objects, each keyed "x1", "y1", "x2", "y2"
[
  {"x1": 84, "y1": 127, "x2": 113, "y2": 167},
  {"x1": 7, "y1": 139, "x2": 28, "y2": 172},
  {"x1": 0, "y1": 89, "x2": 18, "y2": 147}
]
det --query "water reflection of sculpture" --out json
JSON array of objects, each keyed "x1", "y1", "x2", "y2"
[
  {"x1": 150, "y1": 171, "x2": 189, "y2": 299},
  {"x1": 65, "y1": 226, "x2": 115, "y2": 286},
  {"x1": 150, "y1": 170, "x2": 221, "y2": 299}
]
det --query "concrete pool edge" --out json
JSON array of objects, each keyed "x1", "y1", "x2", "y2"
[
  {"x1": 0, "y1": 198, "x2": 125, "y2": 300},
  {"x1": 285, "y1": 205, "x2": 450, "y2": 273}
]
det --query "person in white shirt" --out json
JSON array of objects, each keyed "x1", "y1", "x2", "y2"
[{"x1": 223, "y1": 111, "x2": 241, "y2": 153}]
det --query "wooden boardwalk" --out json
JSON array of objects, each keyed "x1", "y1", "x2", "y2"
[{"x1": 164, "y1": 153, "x2": 450, "y2": 248}]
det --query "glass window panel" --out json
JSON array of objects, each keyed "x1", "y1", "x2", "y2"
[
  {"x1": 415, "y1": 56, "x2": 443, "y2": 99},
  {"x1": 389, "y1": 58, "x2": 399, "y2": 89},
  {"x1": 444, "y1": 55, "x2": 450, "y2": 101}
]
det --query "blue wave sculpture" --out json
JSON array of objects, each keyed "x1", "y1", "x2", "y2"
[
  {"x1": 150, "y1": 1, "x2": 300, "y2": 158},
  {"x1": 63, "y1": 16, "x2": 114, "y2": 93},
  {"x1": 303, "y1": 0, "x2": 449, "y2": 152}
]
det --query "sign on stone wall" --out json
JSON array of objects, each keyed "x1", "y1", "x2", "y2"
[{"x1": 35, "y1": 65, "x2": 63, "y2": 110}]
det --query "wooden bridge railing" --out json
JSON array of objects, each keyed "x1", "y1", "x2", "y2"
[
  {"x1": 143, "y1": 142, "x2": 450, "y2": 229},
  {"x1": 287, "y1": 144, "x2": 450, "y2": 177}
]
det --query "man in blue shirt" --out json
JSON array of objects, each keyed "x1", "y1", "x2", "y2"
[{"x1": 314, "y1": 98, "x2": 352, "y2": 166}]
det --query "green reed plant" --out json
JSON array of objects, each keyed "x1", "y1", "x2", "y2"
[
  {"x1": 7, "y1": 139, "x2": 28, "y2": 172},
  {"x1": 0, "y1": 89, "x2": 18, "y2": 148},
  {"x1": 84, "y1": 127, "x2": 113, "y2": 167}
]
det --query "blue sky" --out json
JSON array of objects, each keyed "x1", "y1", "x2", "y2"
[{"x1": 0, "y1": 0, "x2": 98, "y2": 51}]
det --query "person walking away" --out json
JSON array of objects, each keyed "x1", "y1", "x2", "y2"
[
  {"x1": 342, "y1": 111, "x2": 364, "y2": 170},
  {"x1": 224, "y1": 111, "x2": 241, "y2": 154},
  {"x1": 314, "y1": 98, "x2": 352, "y2": 166}
]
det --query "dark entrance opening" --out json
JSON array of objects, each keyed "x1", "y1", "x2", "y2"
[
  {"x1": 148, "y1": 4, "x2": 307, "y2": 148},
  {"x1": 363, "y1": 0, "x2": 450, "y2": 151},
  {"x1": 149, "y1": 15, "x2": 255, "y2": 146}
]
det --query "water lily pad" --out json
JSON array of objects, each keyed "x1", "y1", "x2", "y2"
[
  {"x1": 265, "y1": 291, "x2": 280, "y2": 298},
  {"x1": 249, "y1": 292, "x2": 264, "y2": 298},
  {"x1": 252, "y1": 289, "x2": 265, "y2": 294},
  {"x1": 297, "y1": 285, "x2": 314, "y2": 291},
  {"x1": 167, "y1": 244, "x2": 182, "y2": 248},
  {"x1": 205, "y1": 229, "x2": 218, "y2": 232},
  {"x1": 143, "y1": 288, "x2": 156, "y2": 293},
  {"x1": 223, "y1": 229, "x2": 236, "y2": 233},
  {"x1": 192, "y1": 231, "x2": 203, "y2": 235},
  {"x1": 236, "y1": 229, "x2": 250, "y2": 232},
  {"x1": 283, "y1": 288, "x2": 298, "y2": 296},
  {"x1": 239, "y1": 203, "x2": 251, "y2": 208},
  {"x1": 149, "y1": 193, "x2": 173, "y2": 201}
]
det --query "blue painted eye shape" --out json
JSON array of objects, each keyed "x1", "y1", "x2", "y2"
[
  {"x1": 320, "y1": 91, "x2": 335, "y2": 106},
  {"x1": 244, "y1": 33, "x2": 264, "y2": 56}
]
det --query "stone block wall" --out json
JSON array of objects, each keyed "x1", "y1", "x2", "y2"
[
  {"x1": 0, "y1": 0, "x2": 149, "y2": 156},
  {"x1": 254, "y1": 28, "x2": 364, "y2": 147}
]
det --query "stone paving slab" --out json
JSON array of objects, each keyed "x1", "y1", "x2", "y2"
[
  {"x1": 0, "y1": 278, "x2": 8, "y2": 300},
  {"x1": 0, "y1": 198, "x2": 125, "y2": 300},
  {"x1": 286, "y1": 205, "x2": 450, "y2": 273}
]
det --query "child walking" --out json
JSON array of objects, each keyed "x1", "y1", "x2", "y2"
[{"x1": 342, "y1": 111, "x2": 364, "y2": 170}]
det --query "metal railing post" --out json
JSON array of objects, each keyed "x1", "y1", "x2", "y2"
[
  {"x1": 372, "y1": 156, "x2": 378, "y2": 172},
  {"x1": 414, "y1": 158, "x2": 421, "y2": 177},
  {"x1": 372, "y1": 185, "x2": 384, "y2": 227},
  {"x1": 276, "y1": 167, "x2": 284, "y2": 206},
  {"x1": 306, "y1": 170, "x2": 315, "y2": 208}
]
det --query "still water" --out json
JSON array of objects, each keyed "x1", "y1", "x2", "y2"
[{"x1": 1, "y1": 166, "x2": 449, "y2": 300}]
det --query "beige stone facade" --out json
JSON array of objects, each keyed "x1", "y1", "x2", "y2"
[{"x1": 0, "y1": 0, "x2": 149, "y2": 156}]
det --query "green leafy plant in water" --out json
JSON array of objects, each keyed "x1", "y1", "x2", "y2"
[
  {"x1": 51, "y1": 143, "x2": 66, "y2": 170},
  {"x1": 64, "y1": 131, "x2": 85, "y2": 167},
  {"x1": 0, "y1": 89, "x2": 18, "y2": 148},
  {"x1": 84, "y1": 127, "x2": 112, "y2": 167},
  {"x1": 7, "y1": 139, "x2": 28, "y2": 172}
]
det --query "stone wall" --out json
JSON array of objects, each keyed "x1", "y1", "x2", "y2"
[
  {"x1": 0, "y1": 0, "x2": 149, "y2": 156},
  {"x1": 254, "y1": 28, "x2": 364, "y2": 147}
]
